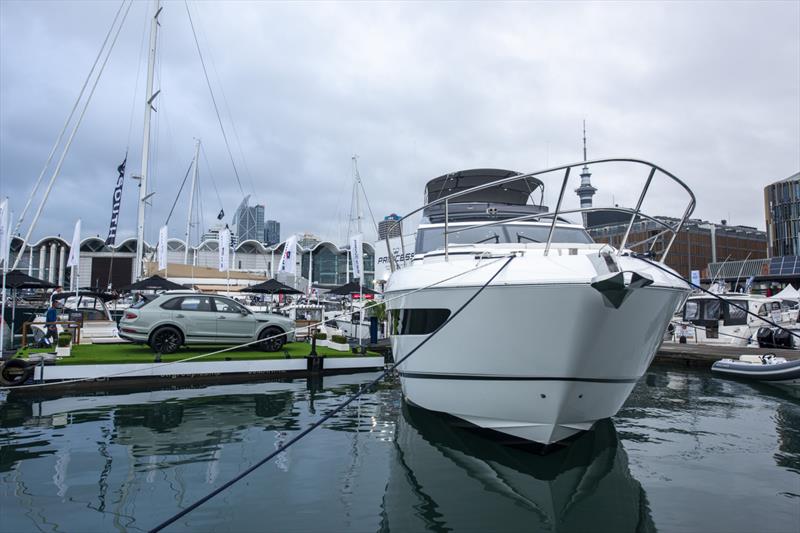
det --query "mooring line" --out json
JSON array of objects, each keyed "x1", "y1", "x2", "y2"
[
  {"x1": 634, "y1": 254, "x2": 800, "y2": 341},
  {"x1": 1, "y1": 255, "x2": 511, "y2": 390},
  {"x1": 147, "y1": 254, "x2": 516, "y2": 533}
]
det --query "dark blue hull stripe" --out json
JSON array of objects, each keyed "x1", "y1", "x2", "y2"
[{"x1": 398, "y1": 372, "x2": 639, "y2": 383}]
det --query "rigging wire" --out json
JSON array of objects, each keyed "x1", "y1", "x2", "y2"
[
  {"x1": 183, "y1": 0, "x2": 245, "y2": 197},
  {"x1": 11, "y1": 0, "x2": 128, "y2": 238},
  {"x1": 200, "y1": 143, "x2": 225, "y2": 214},
  {"x1": 164, "y1": 158, "x2": 196, "y2": 226},
  {"x1": 125, "y1": 0, "x2": 151, "y2": 153},
  {"x1": 147, "y1": 254, "x2": 516, "y2": 533},
  {"x1": 11, "y1": 0, "x2": 134, "y2": 270},
  {"x1": 191, "y1": 3, "x2": 257, "y2": 196}
]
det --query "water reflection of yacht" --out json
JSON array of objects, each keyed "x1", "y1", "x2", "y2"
[{"x1": 381, "y1": 404, "x2": 655, "y2": 532}]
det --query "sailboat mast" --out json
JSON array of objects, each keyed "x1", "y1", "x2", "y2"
[
  {"x1": 134, "y1": 0, "x2": 162, "y2": 280},
  {"x1": 184, "y1": 139, "x2": 200, "y2": 264}
]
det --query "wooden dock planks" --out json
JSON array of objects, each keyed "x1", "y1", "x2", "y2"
[{"x1": 655, "y1": 342, "x2": 800, "y2": 367}]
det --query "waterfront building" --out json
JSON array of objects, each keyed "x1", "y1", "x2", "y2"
[
  {"x1": 764, "y1": 171, "x2": 800, "y2": 257},
  {"x1": 588, "y1": 216, "x2": 767, "y2": 278},
  {"x1": 378, "y1": 214, "x2": 402, "y2": 240},
  {"x1": 233, "y1": 198, "x2": 265, "y2": 243},
  {"x1": 201, "y1": 224, "x2": 239, "y2": 248},
  {"x1": 8, "y1": 235, "x2": 375, "y2": 291},
  {"x1": 264, "y1": 220, "x2": 280, "y2": 246}
]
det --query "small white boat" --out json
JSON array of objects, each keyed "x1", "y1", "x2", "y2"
[{"x1": 711, "y1": 354, "x2": 800, "y2": 388}]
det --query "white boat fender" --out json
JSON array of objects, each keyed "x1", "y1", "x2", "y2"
[{"x1": 591, "y1": 271, "x2": 654, "y2": 309}]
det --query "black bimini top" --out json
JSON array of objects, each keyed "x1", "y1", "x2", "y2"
[{"x1": 424, "y1": 169, "x2": 543, "y2": 206}]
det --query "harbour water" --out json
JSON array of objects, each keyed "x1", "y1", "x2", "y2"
[{"x1": 1, "y1": 367, "x2": 798, "y2": 532}]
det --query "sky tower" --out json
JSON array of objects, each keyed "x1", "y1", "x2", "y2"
[{"x1": 574, "y1": 120, "x2": 597, "y2": 213}]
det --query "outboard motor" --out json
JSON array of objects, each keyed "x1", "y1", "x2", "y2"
[
  {"x1": 757, "y1": 327, "x2": 775, "y2": 348},
  {"x1": 773, "y1": 328, "x2": 792, "y2": 349}
]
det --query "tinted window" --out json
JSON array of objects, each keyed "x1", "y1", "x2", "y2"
[
  {"x1": 168, "y1": 296, "x2": 212, "y2": 312},
  {"x1": 161, "y1": 297, "x2": 183, "y2": 310},
  {"x1": 391, "y1": 309, "x2": 451, "y2": 335},
  {"x1": 214, "y1": 298, "x2": 247, "y2": 314},
  {"x1": 415, "y1": 224, "x2": 593, "y2": 254},
  {"x1": 684, "y1": 301, "x2": 700, "y2": 321},
  {"x1": 724, "y1": 301, "x2": 747, "y2": 326},
  {"x1": 704, "y1": 300, "x2": 721, "y2": 320}
]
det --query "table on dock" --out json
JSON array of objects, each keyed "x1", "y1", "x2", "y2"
[{"x1": 655, "y1": 342, "x2": 800, "y2": 367}]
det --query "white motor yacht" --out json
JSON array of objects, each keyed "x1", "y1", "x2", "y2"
[{"x1": 384, "y1": 161, "x2": 694, "y2": 445}]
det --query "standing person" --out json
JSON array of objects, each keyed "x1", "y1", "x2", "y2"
[
  {"x1": 44, "y1": 299, "x2": 59, "y2": 349},
  {"x1": 49, "y1": 285, "x2": 63, "y2": 305}
]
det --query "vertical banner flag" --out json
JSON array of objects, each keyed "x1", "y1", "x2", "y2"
[
  {"x1": 105, "y1": 157, "x2": 126, "y2": 245},
  {"x1": 158, "y1": 225, "x2": 168, "y2": 271},
  {"x1": 0, "y1": 198, "x2": 9, "y2": 267},
  {"x1": 690, "y1": 270, "x2": 700, "y2": 287},
  {"x1": 67, "y1": 219, "x2": 81, "y2": 291},
  {"x1": 67, "y1": 219, "x2": 81, "y2": 268},
  {"x1": 218, "y1": 227, "x2": 231, "y2": 272},
  {"x1": 350, "y1": 233, "x2": 363, "y2": 280},
  {"x1": 278, "y1": 235, "x2": 297, "y2": 275}
]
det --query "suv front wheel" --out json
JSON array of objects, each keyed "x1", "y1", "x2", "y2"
[
  {"x1": 258, "y1": 327, "x2": 286, "y2": 352},
  {"x1": 150, "y1": 326, "x2": 183, "y2": 354}
]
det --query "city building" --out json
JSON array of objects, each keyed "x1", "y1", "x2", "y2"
[
  {"x1": 201, "y1": 224, "x2": 238, "y2": 247},
  {"x1": 588, "y1": 216, "x2": 767, "y2": 278},
  {"x1": 264, "y1": 220, "x2": 280, "y2": 246},
  {"x1": 764, "y1": 171, "x2": 800, "y2": 257},
  {"x1": 378, "y1": 213, "x2": 402, "y2": 240},
  {"x1": 233, "y1": 197, "x2": 265, "y2": 243}
]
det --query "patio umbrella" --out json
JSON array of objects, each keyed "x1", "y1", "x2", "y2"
[
  {"x1": 239, "y1": 278, "x2": 302, "y2": 295},
  {"x1": 327, "y1": 280, "x2": 377, "y2": 296},
  {"x1": 117, "y1": 274, "x2": 185, "y2": 292}
]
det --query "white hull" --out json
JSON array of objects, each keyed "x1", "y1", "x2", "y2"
[{"x1": 387, "y1": 251, "x2": 689, "y2": 445}]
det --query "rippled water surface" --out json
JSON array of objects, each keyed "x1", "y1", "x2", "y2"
[{"x1": 1, "y1": 367, "x2": 798, "y2": 532}]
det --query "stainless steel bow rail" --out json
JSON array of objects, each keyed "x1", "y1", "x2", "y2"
[
  {"x1": 146, "y1": 255, "x2": 516, "y2": 533},
  {"x1": 383, "y1": 158, "x2": 696, "y2": 271}
]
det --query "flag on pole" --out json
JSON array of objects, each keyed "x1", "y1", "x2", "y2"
[
  {"x1": 105, "y1": 157, "x2": 126, "y2": 246},
  {"x1": 278, "y1": 235, "x2": 297, "y2": 275},
  {"x1": 158, "y1": 225, "x2": 168, "y2": 271},
  {"x1": 218, "y1": 227, "x2": 231, "y2": 272},
  {"x1": 0, "y1": 198, "x2": 9, "y2": 268},
  {"x1": 67, "y1": 219, "x2": 81, "y2": 267},
  {"x1": 350, "y1": 233, "x2": 363, "y2": 280}
]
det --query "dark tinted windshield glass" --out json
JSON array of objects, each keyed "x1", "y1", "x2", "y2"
[{"x1": 415, "y1": 224, "x2": 593, "y2": 254}]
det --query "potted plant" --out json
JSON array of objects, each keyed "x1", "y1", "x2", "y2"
[
  {"x1": 328, "y1": 334, "x2": 350, "y2": 352},
  {"x1": 56, "y1": 332, "x2": 72, "y2": 357}
]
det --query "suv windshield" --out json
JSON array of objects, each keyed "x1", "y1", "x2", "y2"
[{"x1": 415, "y1": 224, "x2": 593, "y2": 254}]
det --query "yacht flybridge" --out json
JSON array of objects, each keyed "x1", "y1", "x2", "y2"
[{"x1": 383, "y1": 160, "x2": 695, "y2": 445}]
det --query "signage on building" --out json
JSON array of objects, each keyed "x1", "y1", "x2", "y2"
[
  {"x1": 690, "y1": 270, "x2": 700, "y2": 287},
  {"x1": 351, "y1": 293, "x2": 374, "y2": 300}
]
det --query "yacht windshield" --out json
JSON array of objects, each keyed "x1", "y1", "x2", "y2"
[{"x1": 415, "y1": 224, "x2": 593, "y2": 254}]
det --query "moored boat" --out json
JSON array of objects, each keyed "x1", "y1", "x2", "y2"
[
  {"x1": 384, "y1": 159, "x2": 695, "y2": 445},
  {"x1": 711, "y1": 354, "x2": 800, "y2": 389}
]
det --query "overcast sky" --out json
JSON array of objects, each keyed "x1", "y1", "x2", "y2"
[{"x1": 1, "y1": 0, "x2": 798, "y2": 247}]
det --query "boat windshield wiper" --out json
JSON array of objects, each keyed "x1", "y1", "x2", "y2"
[
  {"x1": 475, "y1": 234, "x2": 500, "y2": 244},
  {"x1": 517, "y1": 233, "x2": 541, "y2": 243}
]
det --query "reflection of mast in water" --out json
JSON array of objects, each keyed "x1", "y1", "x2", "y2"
[
  {"x1": 381, "y1": 403, "x2": 655, "y2": 532},
  {"x1": 774, "y1": 402, "x2": 800, "y2": 473}
]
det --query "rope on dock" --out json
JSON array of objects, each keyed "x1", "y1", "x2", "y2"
[
  {"x1": 1, "y1": 255, "x2": 513, "y2": 391},
  {"x1": 147, "y1": 255, "x2": 516, "y2": 533}
]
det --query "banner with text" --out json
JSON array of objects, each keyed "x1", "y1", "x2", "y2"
[
  {"x1": 219, "y1": 227, "x2": 231, "y2": 272},
  {"x1": 278, "y1": 235, "x2": 297, "y2": 275},
  {"x1": 105, "y1": 158, "x2": 126, "y2": 246},
  {"x1": 349, "y1": 233, "x2": 363, "y2": 281},
  {"x1": 158, "y1": 225, "x2": 168, "y2": 271},
  {"x1": 374, "y1": 235, "x2": 416, "y2": 286}
]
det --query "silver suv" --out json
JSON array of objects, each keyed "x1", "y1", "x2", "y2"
[{"x1": 118, "y1": 292, "x2": 296, "y2": 354}]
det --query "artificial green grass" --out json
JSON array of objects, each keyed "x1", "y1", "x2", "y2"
[{"x1": 16, "y1": 342, "x2": 379, "y2": 365}]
